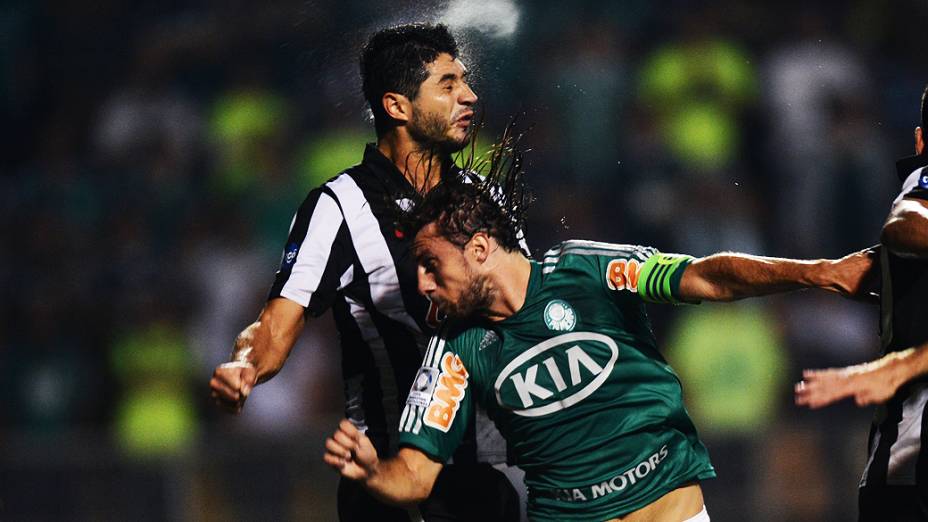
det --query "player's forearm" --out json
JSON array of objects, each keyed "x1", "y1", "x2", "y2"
[
  {"x1": 882, "y1": 200, "x2": 928, "y2": 258},
  {"x1": 681, "y1": 254, "x2": 832, "y2": 302},
  {"x1": 232, "y1": 303, "x2": 305, "y2": 383},
  {"x1": 888, "y1": 344, "x2": 928, "y2": 387},
  {"x1": 362, "y1": 455, "x2": 436, "y2": 505}
]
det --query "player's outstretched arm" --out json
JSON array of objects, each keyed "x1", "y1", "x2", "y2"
[
  {"x1": 209, "y1": 297, "x2": 306, "y2": 413},
  {"x1": 795, "y1": 344, "x2": 928, "y2": 409},
  {"x1": 324, "y1": 419, "x2": 443, "y2": 505},
  {"x1": 677, "y1": 248, "x2": 877, "y2": 303},
  {"x1": 882, "y1": 198, "x2": 928, "y2": 258}
]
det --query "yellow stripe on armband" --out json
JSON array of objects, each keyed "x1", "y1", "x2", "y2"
[{"x1": 638, "y1": 253, "x2": 694, "y2": 304}]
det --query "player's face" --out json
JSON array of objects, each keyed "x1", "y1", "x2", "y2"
[
  {"x1": 408, "y1": 53, "x2": 478, "y2": 153},
  {"x1": 414, "y1": 223, "x2": 493, "y2": 319}
]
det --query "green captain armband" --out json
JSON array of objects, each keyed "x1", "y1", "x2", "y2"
[{"x1": 638, "y1": 253, "x2": 694, "y2": 304}]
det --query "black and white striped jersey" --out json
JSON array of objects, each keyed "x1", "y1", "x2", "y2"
[
  {"x1": 268, "y1": 144, "x2": 507, "y2": 460},
  {"x1": 861, "y1": 154, "x2": 928, "y2": 490}
]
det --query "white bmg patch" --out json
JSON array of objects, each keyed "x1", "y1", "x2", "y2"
[{"x1": 544, "y1": 299, "x2": 576, "y2": 331}]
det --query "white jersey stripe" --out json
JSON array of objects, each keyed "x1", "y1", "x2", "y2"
[
  {"x1": 399, "y1": 403, "x2": 412, "y2": 432},
  {"x1": 339, "y1": 265, "x2": 355, "y2": 290},
  {"x1": 327, "y1": 175, "x2": 422, "y2": 334},
  {"x1": 886, "y1": 384, "x2": 928, "y2": 485},
  {"x1": 431, "y1": 336, "x2": 447, "y2": 368},
  {"x1": 279, "y1": 192, "x2": 343, "y2": 307},
  {"x1": 346, "y1": 294, "x2": 401, "y2": 453}
]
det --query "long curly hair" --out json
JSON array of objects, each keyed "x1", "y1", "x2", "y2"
[{"x1": 398, "y1": 118, "x2": 532, "y2": 252}]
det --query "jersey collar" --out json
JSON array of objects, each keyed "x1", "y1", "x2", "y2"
[
  {"x1": 896, "y1": 153, "x2": 928, "y2": 182},
  {"x1": 493, "y1": 261, "x2": 542, "y2": 327},
  {"x1": 363, "y1": 143, "x2": 462, "y2": 192}
]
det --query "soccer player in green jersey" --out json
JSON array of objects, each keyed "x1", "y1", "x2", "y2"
[{"x1": 323, "y1": 165, "x2": 874, "y2": 521}]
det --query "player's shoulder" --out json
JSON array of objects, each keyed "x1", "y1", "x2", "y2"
[
  {"x1": 440, "y1": 318, "x2": 491, "y2": 344},
  {"x1": 542, "y1": 240, "x2": 657, "y2": 270}
]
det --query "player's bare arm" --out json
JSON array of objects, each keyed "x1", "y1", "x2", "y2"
[
  {"x1": 882, "y1": 198, "x2": 928, "y2": 258},
  {"x1": 209, "y1": 297, "x2": 305, "y2": 413},
  {"x1": 324, "y1": 419, "x2": 443, "y2": 505},
  {"x1": 678, "y1": 248, "x2": 877, "y2": 302},
  {"x1": 795, "y1": 344, "x2": 928, "y2": 409}
]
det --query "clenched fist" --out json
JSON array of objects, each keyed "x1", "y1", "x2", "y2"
[{"x1": 210, "y1": 360, "x2": 258, "y2": 413}]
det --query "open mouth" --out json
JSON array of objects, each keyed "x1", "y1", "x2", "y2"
[{"x1": 454, "y1": 112, "x2": 474, "y2": 127}]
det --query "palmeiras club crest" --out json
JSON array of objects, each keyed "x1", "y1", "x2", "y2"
[{"x1": 544, "y1": 299, "x2": 576, "y2": 331}]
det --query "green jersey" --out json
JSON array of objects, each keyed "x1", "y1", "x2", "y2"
[{"x1": 398, "y1": 240, "x2": 715, "y2": 521}]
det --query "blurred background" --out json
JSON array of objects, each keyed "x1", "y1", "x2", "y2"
[{"x1": 1, "y1": 0, "x2": 925, "y2": 520}]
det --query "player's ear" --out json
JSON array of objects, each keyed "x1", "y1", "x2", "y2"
[
  {"x1": 468, "y1": 233, "x2": 491, "y2": 264},
  {"x1": 916, "y1": 126, "x2": 924, "y2": 155},
  {"x1": 382, "y1": 92, "x2": 412, "y2": 124}
]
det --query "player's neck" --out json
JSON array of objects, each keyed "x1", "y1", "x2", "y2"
[
  {"x1": 377, "y1": 134, "x2": 448, "y2": 193},
  {"x1": 485, "y1": 253, "x2": 532, "y2": 322}
]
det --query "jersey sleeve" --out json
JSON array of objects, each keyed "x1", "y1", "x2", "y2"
[
  {"x1": 895, "y1": 167, "x2": 928, "y2": 203},
  {"x1": 397, "y1": 327, "x2": 474, "y2": 462},
  {"x1": 267, "y1": 187, "x2": 355, "y2": 317},
  {"x1": 592, "y1": 243, "x2": 694, "y2": 304}
]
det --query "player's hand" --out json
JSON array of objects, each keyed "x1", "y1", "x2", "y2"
[
  {"x1": 824, "y1": 247, "x2": 879, "y2": 302},
  {"x1": 795, "y1": 358, "x2": 900, "y2": 409},
  {"x1": 324, "y1": 419, "x2": 379, "y2": 481},
  {"x1": 210, "y1": 361, "x2": 258, "y2": 414}
]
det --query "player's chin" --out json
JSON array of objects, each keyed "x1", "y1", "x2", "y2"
[{"x1": 444, "y1": 130, "x2": 472, "y2": 151}]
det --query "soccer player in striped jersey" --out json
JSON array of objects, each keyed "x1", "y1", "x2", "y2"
[
  {"x1": 796, "y1": 84, "x2": 928, "y2": 521},
  {"x1": 324, "y1": 172, "x2": 875, "y2": 521},
  {"x1": 209, "y1": 24, "x2": 521, "y2": 521}
]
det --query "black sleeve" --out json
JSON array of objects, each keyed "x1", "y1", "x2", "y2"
[{"x1": 268, "y1": 187, "x2": 356, "y2": 317}]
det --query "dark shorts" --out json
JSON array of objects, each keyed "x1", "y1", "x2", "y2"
[
  {"x1": 859, "y1": 485, "x2": 928, "y2": 522},
  {"x1": 337, "y1": 463, "x2": 521, "y2": 522}
]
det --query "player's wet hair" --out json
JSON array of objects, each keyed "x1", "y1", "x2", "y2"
[
  {"x1": 399, "y1": 119, "x2": 531, "y2": 252},
  {"x1": 921, "y1": 83, "x2": 928, "y2": 146},
  {"x1": 361, "y1": 24, "x2": 459, "y2": 137}
]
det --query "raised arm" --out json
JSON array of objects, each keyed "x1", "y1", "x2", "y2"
[
  {"x1": 882, "y1": 198, "x2": 928, "y2": 258},
  {"x1": 324, "y1": 419, "x2": 444, "y2": 505},
  {"x1": 795, "y1": 344, "x2": 928, "y2": 409},
  {"x1": 677, "y1": 248, "x2": 877, "y2": 303},
  {"x1": 209, "y1": 297, "x2": 306, "y2": 413}
]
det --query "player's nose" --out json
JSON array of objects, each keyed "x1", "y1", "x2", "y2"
[
  {"x1": 418, "y1": 269, "x2": 436, "y2": 295},
  {"x1": 460, "y1": 82, "x2": 477, "y2": 106}
]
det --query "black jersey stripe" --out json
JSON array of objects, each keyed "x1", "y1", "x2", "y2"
[
  {"x1": 327, "y1": 174, "x2": 422, "y2": 334},
  {"x1": 868, "y1": 396, "x2": 906, "y2": 486},
  {"x1": 333, "y1": 297, "x2": 393, "y2": 455}
]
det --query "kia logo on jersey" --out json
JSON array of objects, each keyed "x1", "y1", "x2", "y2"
[{"x1": 494, "y1": 332, "x2": 619, "y2": 417}]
